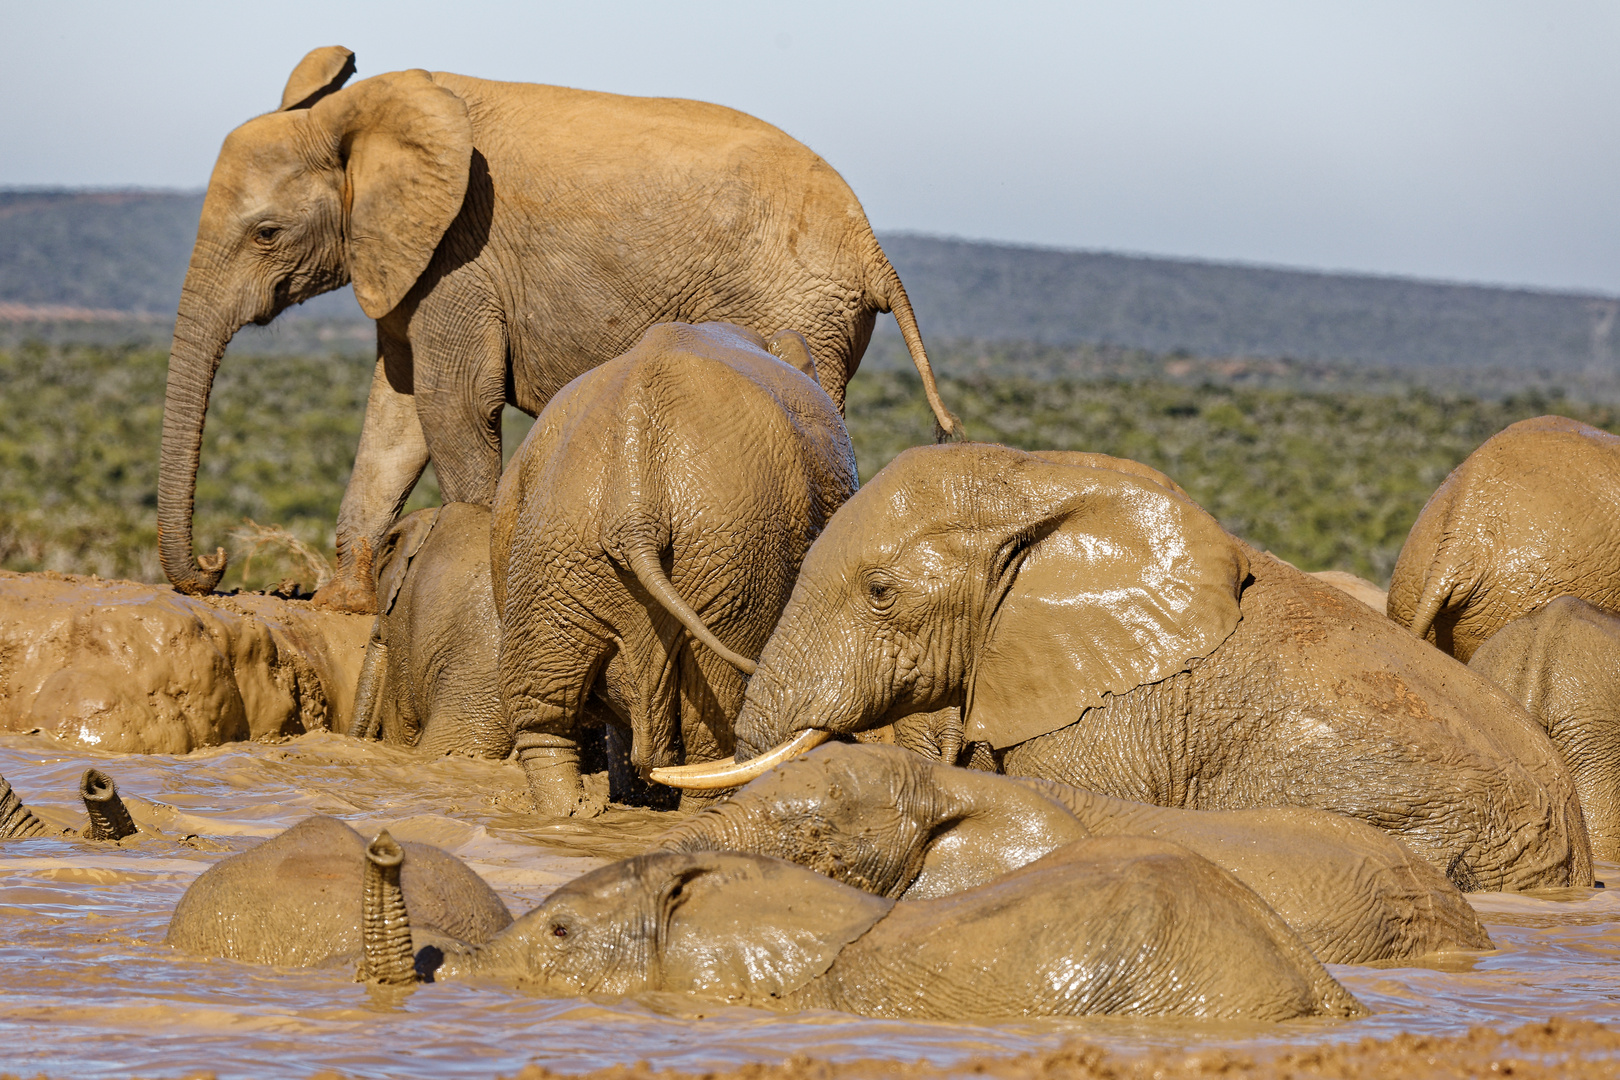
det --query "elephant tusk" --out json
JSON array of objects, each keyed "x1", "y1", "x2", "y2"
[{"x1": 649, "y1": 728, "x2": 833, "y2": 790}]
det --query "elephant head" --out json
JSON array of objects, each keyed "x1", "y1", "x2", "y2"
[
  {"x1": 159, "y1": 46, "x2": 473, "y2": 594},
  {"x1": 425, "y1": 849, "x2": 891, "y2": 1007},
  {"x1": 655, "y1": 444, "x2": 1248, "y2": 786}
]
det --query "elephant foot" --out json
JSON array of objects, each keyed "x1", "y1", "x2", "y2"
[
  {"x1": 520, "y1": 743, "x2": 604, "y2": 819},
  {"x1": 312, "y1": 568, "x2": 379, "y2": 615}
]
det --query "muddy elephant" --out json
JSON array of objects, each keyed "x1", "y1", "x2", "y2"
[
  {"x1": 158, "y1": 45, "x2": 958, "y2": 614},
  {"x1": 165, "y1": 816, "x2": 510, "y2": 967},
  {"x1": 342, "y1": 835, "x2": 1360, "y2": 1021},
  {"x1": 348, "y1": 503, "x2": 507, "y2": 759},
  {"x1": 657, "y1": 445, "x2": 1590, "y2": 891},
  {"x1": 492, "y1": 322, "x2": 858, "y2": 818},
  {"x1": 655, "y1": 743, "x2": 1491, "y2": 965},
  {"x1": 1469, "y1": 596, "x2": 1620, "y2": 861},
  {"x1": 1388, "y1": 415, "x2": 1620, "y2": 661}
]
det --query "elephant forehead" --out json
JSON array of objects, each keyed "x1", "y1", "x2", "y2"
[{"x1": 213, "y1": 114, "x2": 320, "y2": 205}]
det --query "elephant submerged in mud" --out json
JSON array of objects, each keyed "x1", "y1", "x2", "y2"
[
  {"x1": 348, "y1": 503, "x2": 508, "y2": 760},
  {"x1": 158, "y1": 45, "x2": 957, "y2": 615},
  {"x1": 1389, "y1": 415, "x2": 1620, "y2": 661},
  {"x1": 656, "y1": 445, "x2": 1591, "y2": 892},
  {"x1": 168, "y1": 817, "x2": 1363, "y2": 1022},
  {"x1": 655, "y1": 743, "x2": 1491, "y2": 965},
  {"x1": 493, "y1": 322, "x2": 858, "y2": 818},
  {"x1": 2, "y1": 769, "x2": 143, "y2": 843}
]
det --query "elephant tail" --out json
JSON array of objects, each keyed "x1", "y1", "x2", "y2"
[
  {"x1": 864, "y1": 232, "x2": 963, "y2": 443},
  {"x1": 0, "y1": 773, "x2": 48, "y2": 840},
  {"x1": 358, "y1": 830, "x2": 419, "y2": 985},
  {"x1": 1407, "y1": 559, "x2": 1467, "y2": 644},
  {"x1": 620, "y1": 529, "x2": 758, "y2": 676}
]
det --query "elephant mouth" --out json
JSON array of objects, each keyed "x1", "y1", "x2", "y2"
[{"x1": 648, "y1": 729, "x2": 832, "y2": 790}]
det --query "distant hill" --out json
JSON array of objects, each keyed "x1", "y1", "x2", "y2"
[{"x1": 4, "y1": 188, "x2": 1618, "y2": 373}]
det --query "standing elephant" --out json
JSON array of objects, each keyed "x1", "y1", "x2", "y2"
[
  {"x1": 1469, "y1": 596, "x2": 1620, "y2": 861},
  {"x1": 657, "y1": 445, "x2": 1590, "y2": 891},
  {"x1": 655, "y1": 743, "x2": 1491, "y2": 965},
  {"x1": 158, "y1": 45, "x2": 958, "y2": 614},
  {"x1": 348, "y1": 502, "x2": 507, "y2": 759},
  {"x1": 1388, "y1": 415, "x2": 1620, "y2": 661},
  {"x1": 493, "y1": 322, "x2": 857, "y2": 817}
]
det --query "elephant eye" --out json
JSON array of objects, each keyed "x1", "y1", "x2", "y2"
[
  {"x1": 255, "y1": 225, "x2": 281, "y2": 243},
  {"x1": 552, "y1": 924, "x2": 568, "y2": 938},
  {"x1": 867, "y1": 580, "x2": 896, "y2": 608}
]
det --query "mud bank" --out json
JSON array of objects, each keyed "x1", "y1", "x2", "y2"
[{"x1": 0, "y1": 572, "x2": 370, "y2": 752}]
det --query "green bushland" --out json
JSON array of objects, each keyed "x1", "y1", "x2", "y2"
[{"x1": 2, "y1": 342, "x2": 1615, "y2": 590}]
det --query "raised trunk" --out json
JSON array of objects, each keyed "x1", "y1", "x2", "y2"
[
  {"x1": 357, "y1": 830, "x2": 418, "y2": 984},
  {"x1": 80, "y1": 769, "x2": 137, "y2": 841},
  {"x1": 158, "y1": 292, "x2": 238, "y2": 595}
]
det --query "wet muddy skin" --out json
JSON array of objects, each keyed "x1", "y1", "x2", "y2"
[{"x1": 2, "y1": 731, "x2": 1619, "y2": 1078}]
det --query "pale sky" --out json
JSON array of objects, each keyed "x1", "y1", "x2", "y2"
[{"x1": 4, "y1": 1, "x2": 1619, "y2": 293}]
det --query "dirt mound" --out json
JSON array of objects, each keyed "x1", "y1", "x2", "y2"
[{"x1": 0, "y1": 571, "x2": 368, "y2": 752}]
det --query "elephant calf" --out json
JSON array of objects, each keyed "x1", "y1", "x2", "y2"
[
  {"x1": 1469, "y1": 596, "x2": 1620, "y2": 862},
  {"x1": 349, "y1": 503, "x2": 508, "y2": 759},
  {"x1": 165, "y1": 816, "x2": 511, "y2": 967},
  {"x1": 493, "y1": 321, "x2": 858, "y2": 818},
  {"x1": 655, "y1": 743, "x2": 1491, "y2": 965},
  {"x1": 1389, "y1": 415, "x2": 1620, "y2": 661}
]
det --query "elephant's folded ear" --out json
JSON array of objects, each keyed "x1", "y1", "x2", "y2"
[
  {"x1": 376, "y1": 507, "x2": 440, "y2": 615},
  {"x1": 279, "y1": 46, "x2": 356, "y2": 111},
  {"x1": 965, "y1": 470, "x2": 1248, "y2": 749},
  {"x1": 311, "y1": 70, "x2": 474, "y2": 318}
]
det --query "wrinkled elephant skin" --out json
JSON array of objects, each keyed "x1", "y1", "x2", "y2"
[
  {"x1": 492, "y1": 322, "x2": 857, "y2": 818},
  {"x1": 1389, "y1": 415, "x2": 1620, "y2": 661},
  {"x1": 166, "y1": 816, "x2": 510, "y2": 967},
  {"x1": 656, "y1": 742, "x2": 1491, "y2": 965},
  {"x1": 721, "y1": 446, "x2": 1591, "y2": 892},
  {"x1": 158, "y1": 48, "x2": 956, "y2": 613},
  {"x1": 1470, "y1": 597, "x2": 1620, "y2": 861},
  {"x1": 0, "y1": 572, "x2": 369, "y2": 753}
]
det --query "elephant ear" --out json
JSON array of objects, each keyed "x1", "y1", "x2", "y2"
[
  {"x1": 375, "y1": 508, "x2": 440, "y2": 616},
  {"x1": 768, "y1": 329, "x2": 820, "y2": 382},
  {"x1": 309, "y1": 70, "x2": 474, "y2": 318},
  {"x1": 654, "y1": 853, "x2": 892, "y2": 1006},
  {"x1": 278, "y1": 46, "x2": 356, "y2": 111},
  {"x1": 964, "y1": 466, "x2": 1249, "y2": 749}
]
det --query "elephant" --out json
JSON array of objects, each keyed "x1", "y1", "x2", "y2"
[
  {"x1": 1469, "y1": 596, "x2": 1620, "y2": 861},
  {"x1": 321, "y1": 832, "x2": 1361, "y2": 1020},
  {"x1": 654, "y1": 742, "x2": 1492, "y2": 965},
  {"x1": 2, "y1": 768, "x2": 142, "y2": 842},
  {"x1": 1388, "y1": 415, "x2": 1620, "y2": 661},
  {"x1": 348, "y1": 502, "x2": 508, "y2": 760},
  {"x1": 158, "y1": 45, "x2": 958, "y2": 615},
  {"x1": 656, "y1": 445, "x2": 1591, "y2": 892},
  {"x1": 165, "y1": 815, "x2": 511, "y2": 967},
  {"x1": 492, "y1": 322, "x2": 858, "y2": 818}
]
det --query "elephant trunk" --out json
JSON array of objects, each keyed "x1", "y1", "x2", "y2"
[
  {"x1": 357, "y1": 830, "x2": 418, "y2": 984},
  {"x1": 0, "y1": 773, "x2": 47, "y2": 840},
  {"x1": 80, "y1": 769, "x2": 137, "y2": 841},
  {"x1": 158, "y1": 289, "x2": 239, "y2": 595},
  {"x1": 348, "y1": 625, "x2": 388, "y2": 740}
]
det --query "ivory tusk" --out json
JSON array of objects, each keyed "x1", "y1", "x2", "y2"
[{"x1": 649, "y1": 728, "x2": 833, "y2": 790}]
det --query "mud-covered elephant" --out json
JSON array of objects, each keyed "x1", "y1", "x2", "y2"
[
  {"x1": 657, "y1": 445, "x2": 1590, "y2": 891},
  {"x1": 159, "y1": 46, "x2": 959, "y2": 614},
  {"x1": 655, "y1": 743, "x2": 1491, "y2": 965},
  {"x1": 165, "y1": 816, "x2": 510, "y2": 967},
  {"x1": 492, "y1": 323, "x2": 856, "y2": 818},
  {"x1": 1388, "y1": 415, "x2": 1620, "y2": 660},
  {"x1": 1469, "y1": 597, "x2": 1620, "y2": 861},
  {"x1": 348, "y1": 502, "x2": 507, "y2": 759},
  {"x1": 169, "y1": 823, "x2": 1359, "y2": 1020}
]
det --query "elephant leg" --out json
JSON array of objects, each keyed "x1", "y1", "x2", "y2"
[
  {"x1": 314, "y1": 347, "x2": 429, "y2": 614},
  {"x1": 412, "y1": 318, "x2": 507, "y2": 506},
  {"x1": 503, "y1": 626, "x2": 611, "y2": 820}
]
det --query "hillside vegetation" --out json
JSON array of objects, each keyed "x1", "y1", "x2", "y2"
[
  {"x1": 2, "y1": 341, "x2": 1612, "y2": 590},
  {"x1": 7, "y1": 188, "x2": 1620, "y2": 373}
]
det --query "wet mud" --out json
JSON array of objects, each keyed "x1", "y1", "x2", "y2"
[{"x1": 2, "y1": 731, "x2": 1619, "y2": 1078}]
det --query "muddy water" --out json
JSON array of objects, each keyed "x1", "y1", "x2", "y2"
[{"x1": 1, "y1": 732, "x2": 1617, "y2": 1079}]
